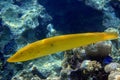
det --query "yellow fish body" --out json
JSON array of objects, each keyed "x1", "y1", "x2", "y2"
[{"x1": 7, "y1": 32, "x2": 118, "y2": 62}]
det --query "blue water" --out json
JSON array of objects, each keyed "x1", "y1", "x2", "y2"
[{"x1": 0, "y1": 0, "x2": 120, "y2": 80}]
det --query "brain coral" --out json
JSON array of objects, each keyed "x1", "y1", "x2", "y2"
[{"x1": 85, "y1": 41, "x2": 112, "y2": 59}]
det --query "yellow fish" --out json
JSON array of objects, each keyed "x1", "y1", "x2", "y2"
[{"x1": 7, "y1": 32, "x2": 118, "y2": 62}]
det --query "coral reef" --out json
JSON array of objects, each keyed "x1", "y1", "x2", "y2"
[
  {"x1": 0, "y1": 0, "x2": 52, "y2": 35},
  {"x1": 85, "y1": 0, "x2": 109, "y2": 10},
  {"x1": 35, "y1": 59, "x2": 62, "y2": 78},
  {"x1": 108, "y1": 71, "x2": 120, "y2": 80},
  {"x1": 10, "y1": 31, "x2": 119, "y2": 80},
  {"x1": 0, "y1": 0, "x2": 53, "y2": 79},
  {"x1": 59, "y1": 35, "x2": 119, "y2": 80},
  {"x1": 104, "y1": 62, "x2": 120, "y2": 73},
  {"x1": 46, "y1": 23, "x2": 60, "y2": 37},
  {"x1": 0, "y1": 0, "x2": 120, "y2": 80},
  {"x1": 12, "y1": 59, "x2": 62, "y2": 80},
  {"x1": 110, "y1": 0, "x2": 120, "y2": 19},
  {"x1": 12, "y1": 69, "x2": 42, "y2": 80},
  {"x1": 0, "y1": 0, "x2": 52, "y2": 50},
  {"x1": 60, "y1": 49, "x2": 83, "y2": 80},
  {"x1": 85, "y1": 41, "x2": 112, "y2": 59},
  {"x1": 62, "y1": 49, "x2": 82, "y2": 69},
  {"x1": 84, "y1": 0, "x2": 120, "y2": 28},
  {"x1": 80, "y1": 60, "x2": 102, "y2": 72}
]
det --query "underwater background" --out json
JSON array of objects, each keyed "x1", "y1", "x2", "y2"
[{"x1": 0, "y1": 0, "x2": 120, "y2": 80}]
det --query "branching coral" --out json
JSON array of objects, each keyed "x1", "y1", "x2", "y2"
[
  {"x1": 60, "y1": 49, "x2": 83, "y2": 80},
  {"x1": 62, "y1": 49, "x2": 82, "y2": 69},
  {"x1": 80, "y1": 60, "x2": 102, "y2": 72}
]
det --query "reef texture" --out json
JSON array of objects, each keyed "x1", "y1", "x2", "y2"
[
  {"x1": 0, "y1": 0, "x2": 120, "y2": 80},
  {"x1": 59, "y1": 40, "x2": 114, "y2": 80}
]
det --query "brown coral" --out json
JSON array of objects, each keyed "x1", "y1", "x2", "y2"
[
  {"x1": 85, "y1": 41, "x2": 112, "y2": 59},
  {"x1": 62, "y1": 48, "x2": 83, "y2": 69}
]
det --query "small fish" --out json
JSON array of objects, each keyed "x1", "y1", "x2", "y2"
[
  {"x1": 7, "y1": 32, "x2": 118, "y2": 62},
  {"x1": 103, "y1": 56, "x2": 113, "y2": 64}
]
